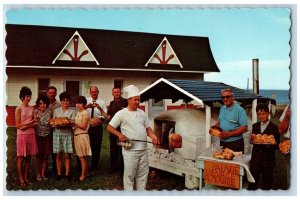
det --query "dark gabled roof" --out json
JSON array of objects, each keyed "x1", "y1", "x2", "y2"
[
  {"x1": 5, "y1": 24, "x2": 219, "y2": 73},
  {"x1": 140, "y1": 78, "x2": 275, "y2": 106}
]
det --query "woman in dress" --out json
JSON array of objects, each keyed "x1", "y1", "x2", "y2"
[
  {"x1": 73, "y1": 96, "x2": 92, "y2": 181},
  {"x1": 15, "y1": 86, "x2": 39, "y2": 186},
  {"x1": 52, "y1": 92, "x2": 76, "y2": 180},
  {"x1": 34, "y1": 95, "x2": 52, "y2": 181}
]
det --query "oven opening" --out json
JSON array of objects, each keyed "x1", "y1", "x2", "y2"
[{"x1": 154, "y1": 119, "x2": 175, "y2": 149}]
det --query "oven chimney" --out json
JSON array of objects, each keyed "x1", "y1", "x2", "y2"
[
  {"x1": 252, "y1": 58, "x2": 259, "y2": 123},
  {"x1": 252, "y1": 59, "x2": 259, "y2": 94}
]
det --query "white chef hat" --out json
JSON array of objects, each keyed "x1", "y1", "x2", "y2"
[{"x1": 124, "y1": 85, "x2": 140, "y2": 98}]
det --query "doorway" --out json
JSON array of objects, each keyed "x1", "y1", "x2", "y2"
[{"x1": 65, "y1": 80, "x2": 80, "y2": 107}]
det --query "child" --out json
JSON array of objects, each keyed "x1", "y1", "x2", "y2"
[
  {"x1": 15, "y1": 86, "x2": 39, "y2": 186},
  {"x1": 74, "y1": 96, "x2": 92, "y2": 181},
  {"x1": 34, "y1": 95, "x2": 52, "y2": 181},
  {"x1": 52, "y1": 92, "x2": 76, "y2": 180},
  {"x1": 248, "y1": 103, "x2": 280, "y2": 190}
]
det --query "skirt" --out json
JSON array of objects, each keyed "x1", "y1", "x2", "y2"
[
  {"x1": 36, "y1": 134, "x2": 52, "y2": 155},
  {"x1": 53, "y1": 132, "x2": 73, "y2": 154},
  {"x1": 74, "y1": 134, "x2": 92, "y2": 157},
  {"x1": 16, "y1": 133, "x2": 38, "y2": 157}
]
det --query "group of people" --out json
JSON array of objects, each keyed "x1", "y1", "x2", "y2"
[
  {"x1": 15, "y1": 84, "x2": 290, "y2": 190},
  {"x1": 214, "y1": 88, "x2": 290, "y2": 190},
  {"x1": 15, "y1": 85, "x2": 136, "y2": 187}
]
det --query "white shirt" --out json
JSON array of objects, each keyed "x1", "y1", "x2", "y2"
[
  {"x1": 279, "y1": 106, "x2": 290, "y2": 138},
  {"x1": 86, "y1": 96, "x2": 107, "y2": 118},
  {"x1": 260, "y1": 120, "x2": 270, "y2": 133},
  {"x1": 109, "y1": 108, "x2": 150, "y2": 150}
]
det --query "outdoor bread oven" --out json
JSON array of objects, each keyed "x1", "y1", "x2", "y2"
[
  {"x1": 147, "y1": 108, "x2": 218, "y2": 189},
  {"x1": 152, "y1": 119, "x2": 182, "y2": 151},
  {"x1": 140, "y1": 78, "x2": 273, "y2": 189}
]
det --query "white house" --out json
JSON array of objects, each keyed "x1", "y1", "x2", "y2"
[{"x1": 5, "y1": 24, "x2": 220, "y2": 125}]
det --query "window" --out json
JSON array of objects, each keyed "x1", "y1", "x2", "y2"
[
  {"x1": 152, "y1": 99, "x2": 163, "y2": 106},
  {"x1": 114, "y1": 80, "x2": 124, "y2": 89},
  {"x1": 38, "y1": 78, "x2": 50, "y2": 97}
]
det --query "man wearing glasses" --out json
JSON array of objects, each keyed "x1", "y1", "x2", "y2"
[{"x1": 215, "y1": 88, "x2": 248, "y2": 152}]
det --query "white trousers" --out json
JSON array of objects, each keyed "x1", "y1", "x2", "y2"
[{"x1": 122, "y1": 149, "x2": 149, "y2": 190}]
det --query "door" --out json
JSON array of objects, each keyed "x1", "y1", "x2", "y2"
[{"x1": 65, "y1": 80, "x2": 80, "y2": 107}]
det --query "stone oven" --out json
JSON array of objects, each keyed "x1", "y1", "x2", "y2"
[{"x1": 147, "y1": 108, "x2": 218, "y2": 189}]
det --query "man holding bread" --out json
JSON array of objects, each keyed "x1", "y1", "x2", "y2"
[
  {"x1": 86, "y1": 86, "x2": 109, "y2": 173},
  {"x1": 215, "y1": 88, "x2": 248, "y2": 152}
]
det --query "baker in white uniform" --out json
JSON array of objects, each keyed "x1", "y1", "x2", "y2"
[{"x1": 107, "y1": 85, "x2": 159, "y2": 190}]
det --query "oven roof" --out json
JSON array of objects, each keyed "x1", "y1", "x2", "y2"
[{"x1": 140, "y1": 78, "x2": 275, "y2": 106}]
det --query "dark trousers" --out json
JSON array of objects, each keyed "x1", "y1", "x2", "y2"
[
  {"x1": 109, "y1": 134, "x2": 123, "y2": 173},
  {"x1": 88, "y1": 124, "x2": 103, "y2": 170},
  {"x1": 50, "y1": 131, "x2": 57, "y2": 174},
  {"x1": 285, "y1": 154, "x2": 290, "y2": 189},
  {"x1": 220, "y1": 137, "x2": 244, "y2": 153},
  {"x1": 52, "y1": 153, "x2": 57, "y2": 173},
  {"x1": 248, "y1": 165, "x2": 274, "y2": 190}
]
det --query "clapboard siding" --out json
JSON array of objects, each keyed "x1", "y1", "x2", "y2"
[{"x1": 6, "y1": 74, "x2": 157, "y2": 107}]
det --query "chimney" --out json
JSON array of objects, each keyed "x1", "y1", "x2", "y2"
[
  {"x1": 252, "y1": 59, "x2": 259, "y2": 94},
  {"x1": 251, "y1": 59, "x2": 259, "y2": 124}
]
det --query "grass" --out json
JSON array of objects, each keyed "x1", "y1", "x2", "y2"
[{"x1": 6, "y1": 118, "x2": 289, "y2": 192}]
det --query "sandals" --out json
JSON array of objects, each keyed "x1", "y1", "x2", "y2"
[
  {"x1": 24, "y1": 180, "x2": 32, "y2": 185},
  {"x1": 78, "y1": 176, "x2": 86, "y2": 181},
  {"x1": 36, "y1": 175, "x2": 42, "y2": 181},
  {"x1": 20, "y1": 181, "x2": 27, "y2": 187},
  {"x1": 37, "y1": 175, "x2": 48, "y2": 181}
]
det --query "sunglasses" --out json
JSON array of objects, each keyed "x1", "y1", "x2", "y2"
[{"x1": 221, "y1": 95, "x2": 232, "y2": 99}]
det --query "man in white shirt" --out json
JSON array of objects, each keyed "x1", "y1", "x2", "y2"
[
  {"x1": 86, "y1": 86, "x2": 109, "y2": 173},
  {"x1": 107, "y1": 85, "x2": 159, "y2": 190}
]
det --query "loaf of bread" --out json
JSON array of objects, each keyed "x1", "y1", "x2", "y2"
[
  {"x1": 251, "y1": 134, "x2": 276, "y2": 144},
  {"x1": 169, "y1": 133, "x2": 182, "y2": 148},
  {"x1": 209, "y1": 126, "x2": 222, "y2": 137},
  {"x1": 213, "y1": 150, "x2": 224, "y2": 159},
  {"x1": 49, "y1": 117, "x2": 70, "y2": 127},
  {"x1": 279, "y1": 139, "x2": 290, "y2": 154},
  {"x1": 89, "y1": 117, "x2": 101, "y2": 127},
  {"x1": 213, "y1": 148, "x2": 234, "y2": 160}
]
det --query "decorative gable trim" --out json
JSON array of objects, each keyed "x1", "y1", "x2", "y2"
[
  {"x1": 52, "y1": 31, "x2": 99, "y2": 65},
  {"x1": 145, "y1": 37, "x2": 183, "y2": 68}
]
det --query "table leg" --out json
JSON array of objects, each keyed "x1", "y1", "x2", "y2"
[
  {"x1": 239, "y1": 166, "x2": 244, "y2": 189},
  {"x1": 199, "y1": 168, "x2": 203, "y2": 190}
]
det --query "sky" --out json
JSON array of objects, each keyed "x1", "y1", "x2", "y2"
[{"x1": 4, "y1": 6, "x2": 291, "y2": 90}]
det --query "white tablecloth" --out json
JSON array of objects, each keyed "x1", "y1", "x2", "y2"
[{"x1": 197, "y1": 147, "x2": 255, "y2": 183}]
